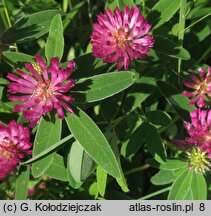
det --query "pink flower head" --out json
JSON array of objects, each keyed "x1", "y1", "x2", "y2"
[
  {"x1": 173, "y1": 109, "x2": 211, "y2": 158},
  {"x1": 0, "y1": 120, "x2": 32, "y2": 180},
  {"x1": 28, "y1": 188, "x2": 36, "y2": 196},
  {"x1": 183, "y1": 67, "x2": 211, "y2": 108},
  {"x1": 7, "y1": 56, "x2": 76, "y2": 127},
  {"x1": 91, "y1": 6, "x2": 154, "y2": 70}
]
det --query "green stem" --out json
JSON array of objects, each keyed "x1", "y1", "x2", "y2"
[
  {"x1": 163, "y1": 139, "x2": 178, "y2": 152},
  {"x1": 195, "y1": 46, "x2": 211, "y2": 66},
  {"x1": 177, "y1": 0, "x2": 187, "y2": 85},
  {"x1": 142, "y1": 0, "x2": 146, "y2": 17},
  {"x1": 0, "y1": 8, "x2": 8, "y2": 31},
  {"x1": 110, "y1": 113, "x2": 133, "y2": 129},
  {"x1": 63, "y1": 0, "x2": 68, "y2": 12},
  {"x1": 138, "y1": 186, "x2": 171, "y2": 200},
  {"x1": 68, "y1": 0, "x2": 73, "y2": 10},
  {"x1": 159, "y1": 116, "x2": 180, "y2": 133},
  {"x1": 124, "y1": 164, "x2": 150, "y2": 176},
  {"x1": 2, "y1": 0, "x2": 11, "y2": 27},
  {"x1": 184, "y1": 12, "x2": 211, "y2": 32},
  {"x1": 96, "y1": 121, "x2": 109, "y2": 125},
  {"x1": 87, "y1": 0, "x2": 92, "y2": 25},
  {"x1": 1, "y1": 0, "x2": 19, "y2": 52},
  {"x1": 20, "y1": 134, "x2": 74, "y2": 165}
]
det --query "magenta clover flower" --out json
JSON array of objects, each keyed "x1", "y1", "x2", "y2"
[
  {"x1": 183, "y1": 67, "x2": 211, "y2": 108},
  {"x1": 91, "y1": 6, "x2": 154, "y2": 70},
  {"x1": 0, "y1": 120, "x2": 32, "y2": 180},
  {"x1": 174, "y1": 109, "x2": 211, "y2": 157},
  {"x1": 173, "y1": 109, "x2": 211, "y2": 173},
  {"x1": 7, "y1": 55, "x2": 76, "y2": 127}
]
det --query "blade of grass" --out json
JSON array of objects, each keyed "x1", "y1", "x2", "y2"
[{"x1": 178, "y1": 0, "x2": 187, "y2": 84}]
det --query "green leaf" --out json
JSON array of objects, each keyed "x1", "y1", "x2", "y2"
[
  {"x1": 64, "y1": 1, "x2": 86, "y2": 29},
  {"x1": 168, "y1": 170, "x2": 207, "y2": 200},
  {"x1": 121, "y1": 121, "x2": 145, "y2": 158},
  {"x1": 89, "y1": 182, "x2": 99, "y2": 199},
  {"x1": 187, "y1": 0, "x2": 210, "y2": 19},
  {"x1": 105, "y1": 1, "x2": 118, "y2": 11},
  {"x1": 67, "y1": 168, "x2": 82, "y2": 189},
  {"x1": 70, "y1": 53, "x2": 106, "y2": 80},
  {"x1": 67, "y1": 141, "x2": 96, "y2": 183},
  {"x1": 108, "y1": 132, "x2": 129, "y2": 192},
  {"x1": 80, "y1": 152, "x2": 96, "y2": 181},
  {"x1": 154, "y1": 36, "x2": 190, "y2": 60},
  {"x1": 0, "y1": 86, "x2": 4, "y2": 101},
  {"x1": 2, "y1": 10, "x2": 62, "y2": 44},
  {"x1": 65, "y1": 107, "x2": 121, "y2": 178},
  {"x1": 45, "y1": 14, "x2": 64, "y2": 62},
  {"x1": 116, "y1": 0, "x2": 134, "y2": 10},
  {"x1": 45, "y1": 154, "x2": 68, "y2": 181},
  {"x1": 97, "y1": 166, "x2": 107, "y2": 197},
  {"x1": 67, "y1": 141, "x2": 83, "y2": 189},
  {"x1": 32, "y1": 116, "x2": 62, "y2": 178},
  {"x1": 191, "y1": 173, "x2": 207, "y2": 200},
  {"x1": 144, "y1": 122, "x2": 166, "y2": 164},
  {"x1": 15, "y1": 166, "x2": 30, "y2": 200},
  {"x1": 147, "y1": 158, "x2": 188, "y2": 171},
  {"x1": 3, "y1": 51, "x2": 34, "y2": 67},
  {"x1": 116, "y1": 175, "x2": 129, "y2": 193},
  {"x1": 101, "y1": 92, "x2": 123, "y2": 122},
  {"x1": 0, "y1": 78, "x2": 10, "y2": 85},
  {"x1": 157, "y1": 80, "x2": 195, "y2": 120},
  {"x1": 123, "y1": 0, "x2": 135, "y2": 6},
  {"x1": 72, "y1": 72, "x2": 136, "y2": 103},
  {"x1": 123, "y1": 76, "x2": 156, "y2": 113},
  {"x1": 168, "y1": 169, "x2": 194, "y2": 200},
  {"x1": 21, "y1": 134, "x2": 73, "y2": 165},
  {"x1": 0, "y1": 6, "x2": 9, "y2": 31},
  {"x1": 147, "y1": 0, "x2": 180, "y2": 29},
  {"x1": 151, "y1": 170, "x2": 176, "y2": 186},
  {"x1": 146, "y1": 110, "x2": 171, "y2": 126},
  {"x1": 117, "y1": 0, "x2": 124, "y2": 10}
]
